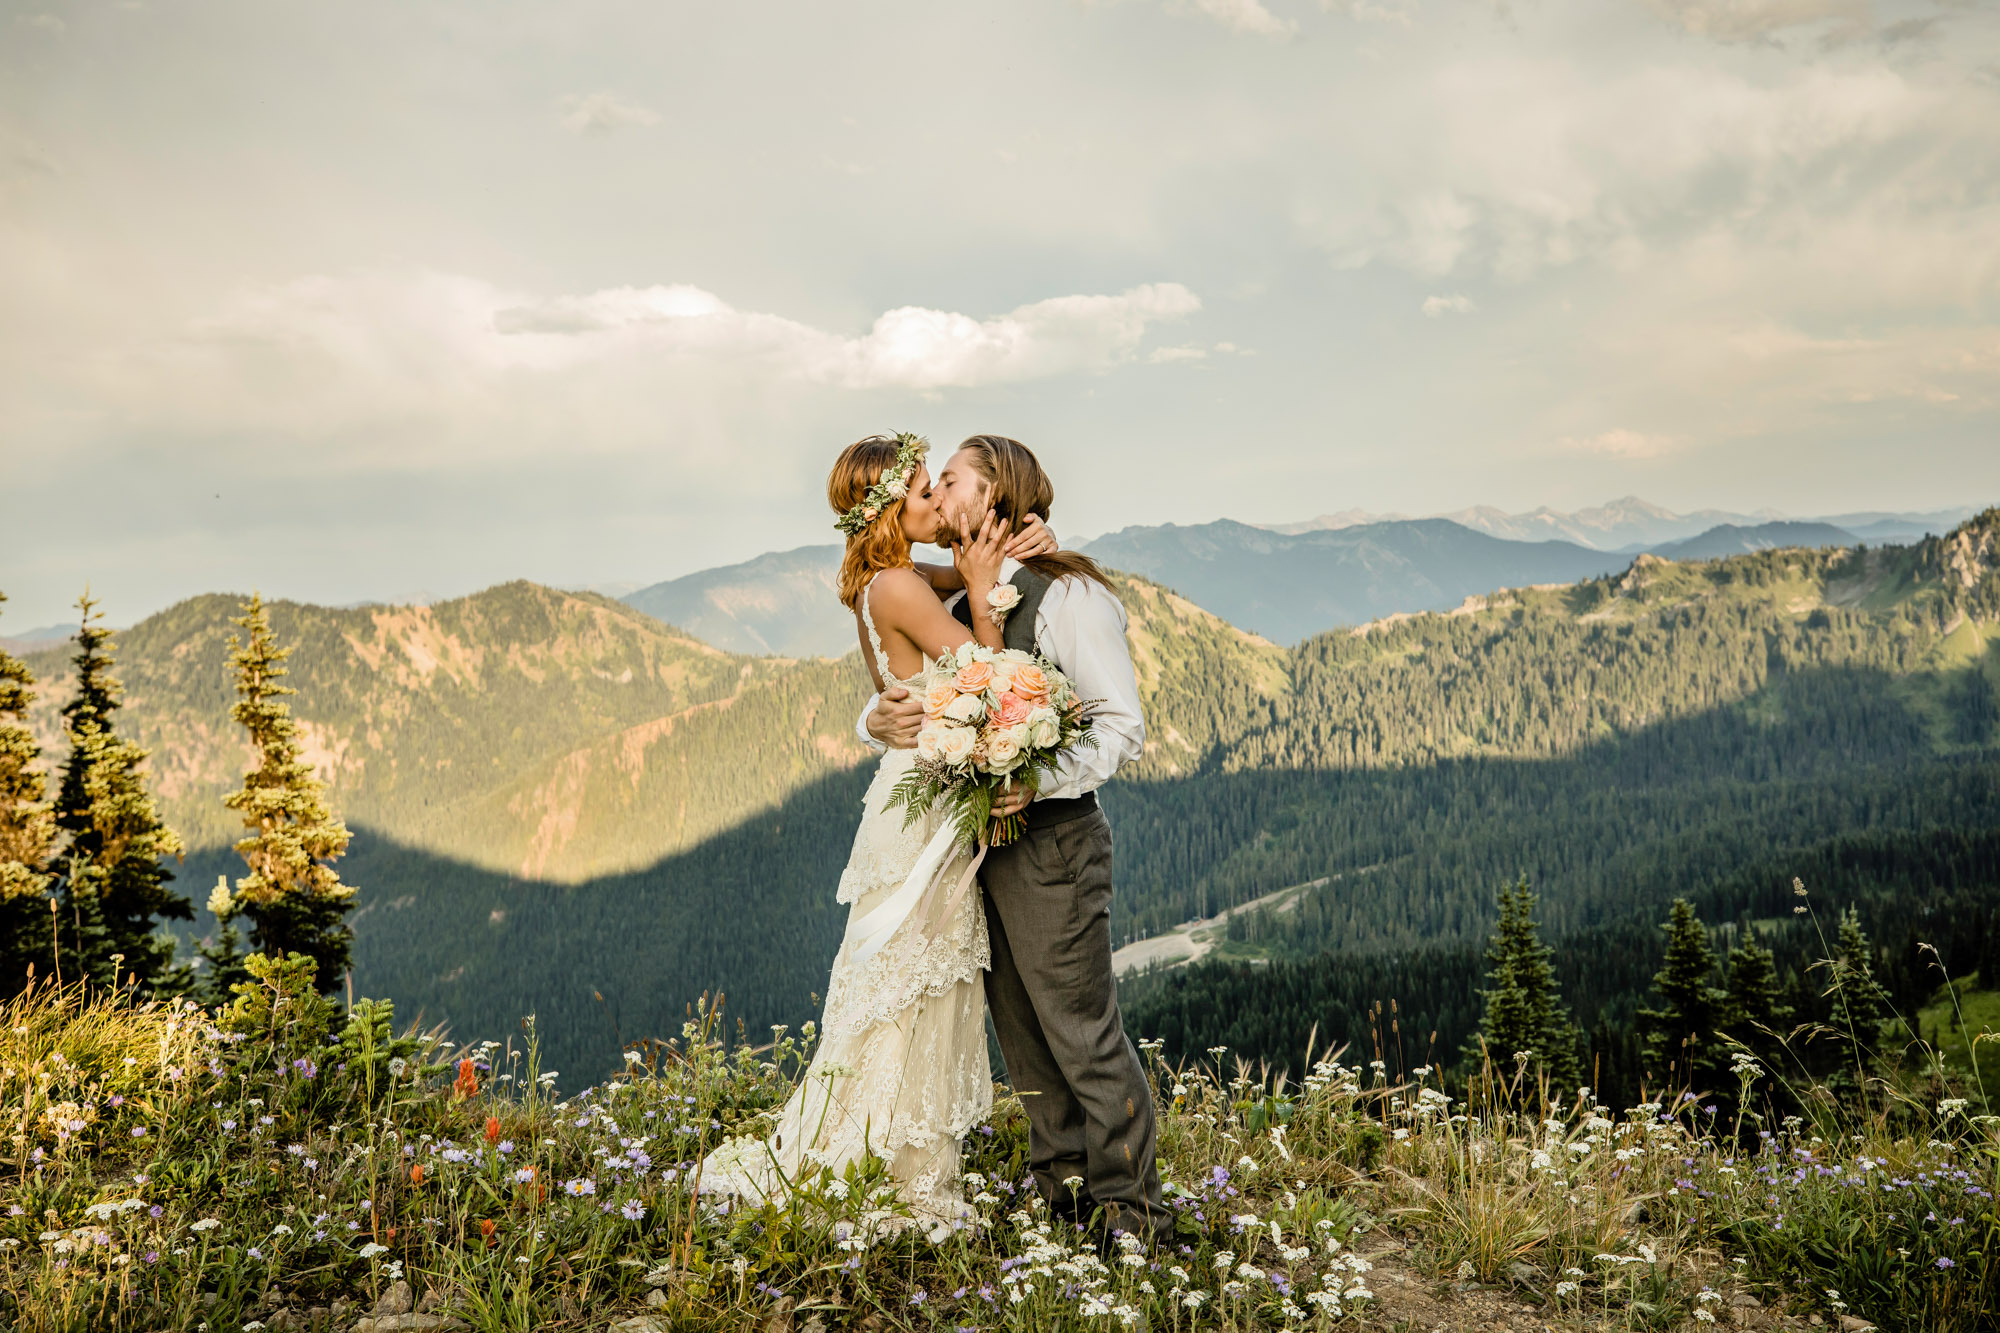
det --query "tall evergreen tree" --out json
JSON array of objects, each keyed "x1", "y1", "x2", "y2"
[
  {"x1": 1827, "y1": 906, "x2": 1893, "y2": 1083},
  {"x1": 0, "y1": 592, "x2": 58, "y2": 990},
  {"x1": 219, "y1": 594, "x2": 356, "y2": 989},
  {"x1": 1639, "y1": 898, "x2": 1727, "y2": 1090},
  {"x1": 53, "y1": 594, "x2": 190, "y2": 988},
  {"x1": 1722, "y1": 936, "x2": 1792, "y2": 1066},
  {"x1": 1465, "y1": 877, "x2": 1582, "y2": 1092}
]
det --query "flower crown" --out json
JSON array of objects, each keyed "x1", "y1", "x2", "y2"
[{"x1": 834, "y1": 432, "x2": 930, "y2": 536}]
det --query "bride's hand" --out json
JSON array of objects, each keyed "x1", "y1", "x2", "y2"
[
  {"x1": 953, "y1": 507, "x2": 1010, "y2": 592},
  {"x1": 1002, "y1": 514, "x2": 1058, "y2": 562}
]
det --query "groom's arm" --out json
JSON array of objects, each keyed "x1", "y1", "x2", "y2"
[
  {"x1": 858, "y1": 687, "x2": 924, "y2": 751},
  {"x1": 1035, "y1": 579, "x2": 1144, "y2": 802}
]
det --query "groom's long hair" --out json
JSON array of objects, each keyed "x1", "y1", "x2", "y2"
[
  {"x1": 829, "y1": 434, "x2": 916, "y2": 611},
  {"x1": 954, "y1": 435, "x2": 1114, "y2": 592}
]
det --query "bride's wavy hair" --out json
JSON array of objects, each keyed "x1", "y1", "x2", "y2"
[
  {"x1": 829, "y1": 435, "x2": 917, "y2": 611},
  {"x1": 953, "y1": 435, "x2": 1113, "y2": 591}
]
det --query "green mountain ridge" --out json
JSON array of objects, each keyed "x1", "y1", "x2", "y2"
[{"x1": 15, "y1": 513, "x2": 2000, "y2": 1082}]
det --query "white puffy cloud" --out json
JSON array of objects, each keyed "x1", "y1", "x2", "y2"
[
  {"x1": 1422, "y1": 293, "x2": 1475, "y2": 316},
  {"x1": 48, "y1": 274, "x2": 1200, "y2": 461},
  {"x1": 495, "y1": 280, "x2": 1201, "y2": 389},
  {"x1": 555, "y1": 92, "x2": 662, "y2": 134}
]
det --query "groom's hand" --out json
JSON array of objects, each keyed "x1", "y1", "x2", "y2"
[
  {"x1": 992, "y1": 783, "x2": 1034, "y2": 818},
  {"x1": 868, "y1": 685, "x2": 924, "y2": 750}
]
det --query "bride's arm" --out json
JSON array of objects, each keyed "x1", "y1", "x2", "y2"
[{"x1": 913, "y1": 514, "x2": 1058, "y2": 593}]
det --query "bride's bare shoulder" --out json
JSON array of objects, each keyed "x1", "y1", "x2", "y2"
[{"x1": 864, "y1": 566, "x2": 935, "y2": 608}]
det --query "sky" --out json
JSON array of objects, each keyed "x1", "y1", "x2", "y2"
[{"x1": 2, "y1": 0, "x2": 1998, "y2": 630}]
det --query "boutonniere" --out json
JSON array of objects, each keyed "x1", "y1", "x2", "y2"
[{"x1": 985, "y1": 583, "x2": 1022, "y2": 628}]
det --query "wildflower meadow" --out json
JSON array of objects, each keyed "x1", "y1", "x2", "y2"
[{"x1": 3, "y1": 945, "x2": 1996, "y2": 1333}]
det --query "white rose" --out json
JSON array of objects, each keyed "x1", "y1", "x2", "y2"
[
  {"x1": 936, "y1": 725, "x2": 978, "y2": 766},
  {"x1": 995, "y1": 648, "x2": 1034, "y2": 665},
  {"x1": 984, "y1": 729, "x2": 1023, "y2": 772},
  {"x1": 988, "y1": 665, "x2": 1016, "y2": 695},
  {"x1": 954, "y1": 641, "x2": 979, "y2": 667},
  {"x1": 986, "y1": 584, "x2": 1022, "y2": 614},
  {"x1": 1029, "y1": 713, "x2": 1061, "y2": 748},
  {"x1": 943, "y1": 692, "x2": 985, "y2": 724},
  {"x1": 916, "y1": 727, "x2": 942, "y2": 762}
]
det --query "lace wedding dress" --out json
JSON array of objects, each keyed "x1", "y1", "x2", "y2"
[{"x1": 699, "y1": 574, "x2": 992, "y2": 1225}]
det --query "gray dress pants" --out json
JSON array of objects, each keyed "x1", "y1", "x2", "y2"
[{"x1": 979, "y1": 800, "x2": 1170, "y2": 1239}]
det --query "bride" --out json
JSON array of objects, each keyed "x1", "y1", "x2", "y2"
[{"x1": 699, "y1": 432, "x2": 1055, "y2": 1224}]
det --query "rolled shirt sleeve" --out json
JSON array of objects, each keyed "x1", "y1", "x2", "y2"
[
  {"x1": 1034, "y1": 577, "x2": 1145, "y2": 801},
  {"x1": 855, "y1": 693, "x2": 887, "y2": 754}
]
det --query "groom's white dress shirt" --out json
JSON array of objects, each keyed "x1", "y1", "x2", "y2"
[{"x1": 853, "y1": 557, "x2": 1146, "y2": 802}]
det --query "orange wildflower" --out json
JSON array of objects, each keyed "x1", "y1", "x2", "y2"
[
  {"x1": 485, "y1": 1115, "x2": 502, "y2": 1145},
  {"x1": 480, "y1": 1218, "x2": 498, "y2": 1248},
  {"x1": 453, "y1": 1058, "x2": 479, "y2": 1099},
  {"x1": 410, "y1": 1163, "x2": 425, "y2": 1185}
]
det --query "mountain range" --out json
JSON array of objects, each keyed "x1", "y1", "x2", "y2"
[
  {"x1": 12, "y1": 509, "x2": 1998, "y2": 1082},
  {"x1": 1262, "y1": 496, "x2": 1973, "y2": 552},
  {"x1": 612, "y1": 501, "x2": 1978, "y2": 653}
]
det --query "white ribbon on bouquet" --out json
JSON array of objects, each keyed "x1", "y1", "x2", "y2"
[{"x1": 841, "y1": 821, "x2": 988, "y2": 967}]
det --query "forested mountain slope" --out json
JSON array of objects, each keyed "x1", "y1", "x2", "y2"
[
  {"x1": 18, "y1": 514, "x2": 1999, "y2": 1081},
  {"x1": 22, "y1": 583, "x2": 876, "y2": 882}
]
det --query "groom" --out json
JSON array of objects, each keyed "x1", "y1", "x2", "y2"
[{"x1": 855, "y1": 434, "x2": 1171, "y2": 1245}]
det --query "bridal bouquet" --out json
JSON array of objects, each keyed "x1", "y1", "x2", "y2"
[{"x1": 887, "y1": 641, "x2": 1094, "y2": 846}]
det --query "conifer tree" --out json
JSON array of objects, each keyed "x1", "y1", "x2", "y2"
[
  {"x1": 53, "y1": 595, "x2": 189, "y2": 988},
  {"x1": 1639, "y1": 898, "x2": 1727, "y2": 1089},
  {"x1": 1828, "y1": 907, "x2": 1893, "y2": 1082},
  {"x1": 0, "y1": 592, "x2": 58, "y2": 990},
  {"x1": 1466, "y1": 877, "x2": 1582, "y2": 1092},
  {"x1": 1722, "y1": 936, "x2": 1791, "y2": 1066},
  {"x1": 219, "y1": 594, "x2": 356, "y2": 989}
]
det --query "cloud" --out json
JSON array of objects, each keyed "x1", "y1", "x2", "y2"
[
  {"x1": 1335, "y1": 0, "x2": 1416, "y2": 26},
  {"x1": 1186, "y1": 0, "x2": 1297, "y2": 37},
  {"x1": 16, "y1": 13, "x2": 65, "y2": 34},
  {"x1": 1422, "y1": 293, "x2": 1476, "y2": 316},
  {"x1": 46, "y1": 274, "x2": 1202, "y2": 462},
  {"x1": 556, "y1": 92, "x2": 662, "y2": 134},
  {"x1": 1148, "y1": 344, "x2": 1210, "y2": 361},
  {"x1": 1560, "y1": 428, "x2": 1679, "y2": 459},
  {"x1": 1644, "y1": 0, "x2": 1866, "y2": 42},
  {"x1": 497, "y1": 281, "x2": 1203, "y2": 389},
  {"x1": 1300, "y1": 59, "x2": 1946, "y2": 282}
]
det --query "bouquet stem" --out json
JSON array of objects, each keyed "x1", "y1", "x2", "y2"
[{"x1": 987, "y1": 811, "x2": 1028, "y2": 847}]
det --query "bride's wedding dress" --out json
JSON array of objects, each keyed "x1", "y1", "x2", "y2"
[{"x1": 699, "y1": 574, "x2": 992, "y2": 1224}]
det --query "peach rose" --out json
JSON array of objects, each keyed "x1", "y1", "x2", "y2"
[
  {"x1": 992, "y1": 690, "x2": 1035, "y2": 728},
  {"x1": 953, "y1": 660, "x2": 995, "y2": 693},
  {"x1": 1010, "y1": 664, "x2": 1051, "y2": 702},
  {"x1": 924, "y1": 683, "x2": 959, "y2": 717}
]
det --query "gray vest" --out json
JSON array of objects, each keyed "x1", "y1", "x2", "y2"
[{"x1": 950, "y1": 565, "x2": 1054, "y2": 653}]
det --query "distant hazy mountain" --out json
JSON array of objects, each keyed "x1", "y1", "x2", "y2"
[
  {"x1": 622, "y1": 545, "x2": 850, "y2": 657},
  {"x1": 1267, "y1": 497, "x2": 1974, "y2": 553},
  {"x1": 0, "y1": 620, "x2": 81, "y2": 656},
  {"x1": 1079, "y1": 518, "x2": 1627, "y2": 643},
  {"x1": 1652, "y1": 522, "x2": 1859, "y2": 561}
]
